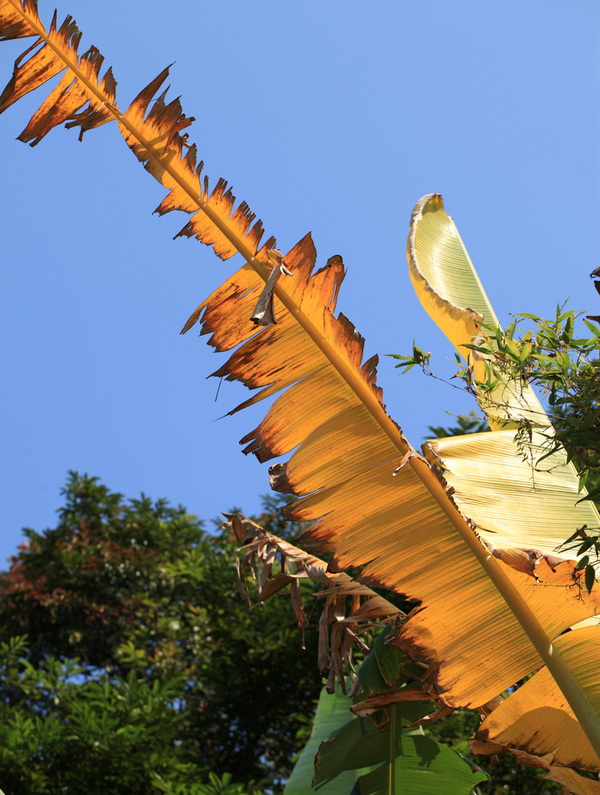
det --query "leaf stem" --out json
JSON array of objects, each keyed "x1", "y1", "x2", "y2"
[{"x1": 388, "y1": 704, "x2": 397, "y2": 795}]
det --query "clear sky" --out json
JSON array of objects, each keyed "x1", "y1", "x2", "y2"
[{"x1": 1, "y1": 0, "x2": 598, "y2": 565}]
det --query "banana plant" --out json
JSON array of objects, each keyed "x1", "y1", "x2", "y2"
[
  {"x1": 232, "y1": 515, "x2": 478, "y2": 792},
  {"x1": 231, "y1": 514, "x2": 600, "y2": 792},
  {"x1": 285, "y1": 631, "x2": 488, "y2": 795},
  {"x1": 1, "y1": 1, "x2": 600, "y2": 789}
]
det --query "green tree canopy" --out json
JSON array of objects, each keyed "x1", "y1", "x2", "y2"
[{"x1": 0, "y1": 473, "x2": 321, "y2": 794}]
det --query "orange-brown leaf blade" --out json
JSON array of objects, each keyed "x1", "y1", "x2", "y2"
[
  {"x1": 64, "y1": 65, "x2": 117, "y2": 139},
  {"x1": 0, "y1": 12, "x2": 82, "y2": 113},
  {"x1": 477, "y1": 626, "x2": 600, "y2": 771},
  {"x1": 120, "y1": 70, "x2": 266, "y2": 261},
  {"x1": 0, "y1": 3, "x2": 118, "y2": 142},
  {"x1": 0, "y1": 0, "x2": 39, "y2": 41}
]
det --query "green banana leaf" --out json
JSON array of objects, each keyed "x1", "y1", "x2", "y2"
[
  {"x1": 285, "y1": 686, "x2": 367, "y2": 795},
  {"x1": 286, "y1": 687, "x2": 487, "y2": 794}
]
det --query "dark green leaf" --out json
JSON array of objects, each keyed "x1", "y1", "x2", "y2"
[
  {"x1": 353, "y1": 736, "x2": 487, "y2": 795},
  {"x1": 585, "y1": 565, "x2": 596, "y2": 594}
]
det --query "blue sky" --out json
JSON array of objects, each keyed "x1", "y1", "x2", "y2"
[{"x1": 1, "y1": 0, "x2": 598, "y2": 565}]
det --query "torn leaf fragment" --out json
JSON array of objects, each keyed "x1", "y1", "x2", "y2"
[{"x1": 250, "y1": 251, "x2": 293, "y2": 326}]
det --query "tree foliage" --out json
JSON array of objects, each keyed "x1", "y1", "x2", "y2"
[
  {"x1": 0, "y1": 473, "x2": 322, "y2": 794},
  {"x1": 475, "y1": 308, "x2": 600, "y2": 503},
  {"x1": 472, "y1": 308, "x2": 600, "y2": 587},
  {"x1": 0, "y1": 472, "x2": 575, "y2": 794},
  {"x1": 426, "y1": 409, "x2": 489, "y2": 440}
]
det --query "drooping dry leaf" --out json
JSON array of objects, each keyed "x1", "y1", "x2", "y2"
[
  {"x1": 351, "y1": 685, "x2": 434, "y2": 717},
  {"x1": 250, "y1": 257, "x2": 293, "y2": 326},
  {"x1": 224, "y1": 513, "x2": 400, "y2": 690}
]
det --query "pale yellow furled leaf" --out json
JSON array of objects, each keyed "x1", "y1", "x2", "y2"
[
  {"x1": 409, "y1": 192, "x2": 600, "y2": 564},
  {"x1": 407, "y1": 192, "x2": 548, "y2": 430}
]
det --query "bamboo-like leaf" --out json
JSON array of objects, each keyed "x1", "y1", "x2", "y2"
[{"x1": 2, "y1": 1, "x2": 600, "y2": 767}]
